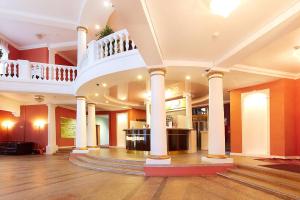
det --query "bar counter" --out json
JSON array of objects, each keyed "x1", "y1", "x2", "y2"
[{"x1": 123, "y1": 128, "x2": 191, "y2": 152}]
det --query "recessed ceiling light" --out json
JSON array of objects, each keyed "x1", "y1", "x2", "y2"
[
  {"x1": 103, "y1": 0, "x2": 112, "y2": 8},
  {"x1": 185, "y1": 76, "x2": 191, "y2": 80},
  {"x1": 102, "y1": 83, "x2": 107, "y2": 87},
  {"x1": 95, "y1": 24, "x2": 100, "y2": 30},
  {"x1": 105, "y1": 100, "x2": 109, "y2": 104},
  {"x1": 95, "y1": 93, "x2": 99, "y2": 97},
  {"x1": 210, "y1": 0, "x2": 240, "y2": 18},
  {"x1": 137, "y1": 75, "x2": 143, "y2": 80}
]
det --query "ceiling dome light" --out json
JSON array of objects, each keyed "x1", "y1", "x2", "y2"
[
  {"x1": 185, "y1": 76, "x2": 191, "y2": 80},
  {"x1": 137, "y1": 75, "x2": 143, "y2": 80},
  {"x1": 95, "y1": 24, "x2": 100, "y2": 30},
  {"x1": 103, "y1": 0, "x2": 112, "y2": 8},
  {"x1": 210, "y1": 0, "x2": 240, "y2": 18}
]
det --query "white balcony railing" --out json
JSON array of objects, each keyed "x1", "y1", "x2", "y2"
[
  {"x1": 0, "y1": 60, "x2": 77, "y2": 83},
  {"x1": 85, "y1": 29, "x2": 137, "y2": 66}
]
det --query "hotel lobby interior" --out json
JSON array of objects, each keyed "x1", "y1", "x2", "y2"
[{"x1": 1, "y1": 0, "x2": 300, "y2": 199}]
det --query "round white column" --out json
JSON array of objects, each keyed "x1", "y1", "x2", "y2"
[
  {"x1": 46, "y1": 104, "x2": 58, "y2": 154},
  {"x1": 77, "y1": 26, "x2": 88, "y2": 65},
  {"x1": 208, "y1": 71, "x2": 225, "y2": 157},
  {"x1": 87, "y1": 103, "x2": 97, "y2": 148},
  {"x1": 74, "y1": 96, "x2": 88, "y2": 152},
  {"x1": 145, "y1": 100, "x2": 151, "y2": 127},
  {"x1": 185, "y1": 79, "x2": 193, "y2": 129},
  {"x1": 202, "y1": 71, "x2": 232, "y2": 163},
  {"x1": 146, "y1": 68, "x2": 170, "y2": 165}
]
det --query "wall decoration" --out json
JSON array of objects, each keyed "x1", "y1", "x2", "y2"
[{"x1": 60, "y1": 117, "x2": 76, "y2": 138}]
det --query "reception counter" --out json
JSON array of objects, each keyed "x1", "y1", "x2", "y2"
[{"x1": 124, "y1": 128, "x2": 191, "y2": 152}]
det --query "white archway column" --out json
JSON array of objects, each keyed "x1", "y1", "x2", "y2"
[
  {"x1": 146, "y1": 68, "x2": 171, "y2": 165},
  {"x1": 185, "y1": 79, "x2": 193, "y2": 129},
  {"x1": 77, "y1": 26, "x2": 88, "y2": 65},
  {"x1": 73, "y1": 96, "x2": 88, "y2": 153},
  {"x1": 202, "y1": 71, "x2": 233, "y2": 163},
  {"x1": 87, "y1": 103, "x2": 98, "y2": 149},
  {"x1": 145, "y1": 77, "x2": 151, "y2": 127},
  {"x1": 46, "y1": 104, "x2": 58, "y2": 154}
]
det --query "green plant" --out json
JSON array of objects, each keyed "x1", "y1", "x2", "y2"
[{"x1": 95, "y1": 25, "x2": 114, "y2": 40}]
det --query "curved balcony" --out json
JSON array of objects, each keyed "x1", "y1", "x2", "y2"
[
  {"x1": 75, "y1": 29, "x2": 146, "y2": 92},
  {"x1": 0, "y1": 29, "x2": 145, "y2": 95}
]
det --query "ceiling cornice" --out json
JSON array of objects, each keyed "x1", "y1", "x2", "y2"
[
  {"x1": 0, "y1": 33, "x2": 19, "y2": 49},
  {"x1": 0, "y1": 8, "x2": 78, "y2": 30},
  {"x1": 18, "y1": 43, "x2": 48, "y2": 50},
  {"x1": 230, "y1": 64, "x2": 298, "y2": 80},
  {"x1": 215, "y1": 1, "x2": 300, "y2": 68}
]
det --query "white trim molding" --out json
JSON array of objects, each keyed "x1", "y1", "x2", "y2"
[{"x1": 230, "y1": 64, "x2": 299, "y2": 79}]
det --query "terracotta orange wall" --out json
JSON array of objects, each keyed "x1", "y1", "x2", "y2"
[
  {"x1": 55, "y1": 107, "x2": 76, "y2": 147},
  {"x1": 295, "y1": 79, "x2": 300, "y2": 155},
  {"x1": 18, "y1": 47, "x2": 49, "y2": 63},
  {"x1": 230, "y1": 79, "x2": 299, "y2": 156},
  {"x1": 0, "y1": 110, "x2": 20, "y2": 141},
  {"x1": 55, "y1": 54, "x2": 73, "y2": 66},
  {"x1": 8, "y1": 44, "x2": 20, "y2": 60}
]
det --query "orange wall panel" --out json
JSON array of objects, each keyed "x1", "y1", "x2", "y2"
[{"x1": 19, "y1": 47, "x2": 49, "y2": 63}]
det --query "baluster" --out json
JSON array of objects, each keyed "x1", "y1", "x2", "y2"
[
  {"x1": 43, "y1": 65, "x2": 47, "y2": 80},
  {"x1": 125, "y1": 32, "x2": 129, "y2": 51},
  {"x1": 109, "y1": 38, "x2": 113, "y2": 56},
  {"x1": 119, "y1": 33, "x2": 124, "y2": 53},
  {"x1": 58, "y1": 67, "x2": 61, "y2": 81},
  {"x1": 131, "y1": 40, "x2": 135, "y2": 49},
  {"x1": 53, "y1": 66, "x2": 57, "y2": 81},
  {"x1": 49, "y1": 65, "x2": 53, "y2": 80},
  {"x1": 114, "y1": 35, "x2": 118, "y2": 55},
  {"x1": 62, "y1": 67, "x2": 66, "y2": 82},
  {"x1": 104, "y1": 41, "x2": 108, "y2": 57},
  {"x1": 99, "y1": 42, "x2": 104, "y2": 58},
  {"x1": 12, "y1": 62, "x2": 16, "y2": 78},
  {"x1": 67, "y1": 68, "x2": 71, "y2": 82}
]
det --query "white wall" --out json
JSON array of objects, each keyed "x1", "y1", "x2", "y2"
[
  {"x1": 96, "y1": 115, "x2": 110, "y2": 146},
  {"x1": 241, "y1": 89, "x2": 270, "y2": 156},
  {"x1": 116, "y1": 112, "x2": 128, "y2": 148},
  {"x1": 0, "y1": 95, "x2": 21, "y2": 116}
]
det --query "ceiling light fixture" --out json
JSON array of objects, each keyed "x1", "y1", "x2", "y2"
[
  {"x1": 210, "y1": 0, "x2": 240, "y2": 18},
  {"x1": 95, "y1": 93, "x2": 99, "y2": 97},
  {"x1": 137, "y1": 75, "x2": 143, "y2": 80},
  {"x1": 95, "y1": 24, "x2": 101, "y2": 30},
  {"x1": 102, "y1": 83, "x2": 107, "y2": 87},
  {"x1": 105, "y1": 100, "x2": 109, "y2": 104},
  {"x1": 103, "y1": 0, "x2": 112, "y2": 8},
  {"x1": 185, "y1": 76, "x2": 191, "y2": 80}
]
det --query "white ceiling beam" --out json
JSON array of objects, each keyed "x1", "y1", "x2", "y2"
[
  {"x1": 230, "y1": 64, "x2": 298, "y2": 80},
  {"x1": 215, "y1": 1, "x2": 300, "y2": 68},
  {"x1": 0, "y1": 8, "x2": 77, "y2": 30}
]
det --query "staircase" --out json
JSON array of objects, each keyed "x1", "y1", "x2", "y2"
[
  {"x1": 54, "y1": 148, "x2": 74, "y2": 157},
  {"x1": 218, "y1": 164, "x2": 300, "y2": 200},
  {"x1": 69, "y1": 153, "x2": 145, "y2": 176}
]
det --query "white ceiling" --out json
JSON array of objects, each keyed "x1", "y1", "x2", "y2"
[{"x1": 0, "y1": 0, "x2": 114, "y2": 50}]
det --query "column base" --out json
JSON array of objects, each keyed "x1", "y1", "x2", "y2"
[
  {"x1": 146, "y1": 155, "x2": 171, "y2": 165},
  {"x1": 45, "y1": 145, "x2": 58, "y2": 155},
  {"x1": 87, "y1": 146, "x2": 100, "y2": 151},
  {"x1": 72, "y1": 147, "x2": 89, "y2": 154},
  {"x1": 201, "y1": 156, "x2": 234, "y2": 164}
]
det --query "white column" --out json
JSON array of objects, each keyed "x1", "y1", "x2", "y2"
[
  {"x1": 46, "y1": 104, "x2": 58, "y2": 154},
  {"x1": 48, "y1": 49, "x2": 56, "y2": 64},
  {"x1": 77, "y1": 26, "x2": 88, "y2": 66},
  {"x1": 73, "y1": 96, "x2": 88, "y2": 153},
  {"x1": 185, "y1": 79, "x2": 193, "y2": 129},
  {"x1": 202, "y1": 71, "x2": 233, "y2": 163},
  {"x1": 146, "y1": 68, "x2": 171, "y2": 165},
  {"x1": 145, "y1": 77, "x2": 151, "y2": 127},
  {"x1": 87, "y1": 103, "x2": 98, "y2": 149}
]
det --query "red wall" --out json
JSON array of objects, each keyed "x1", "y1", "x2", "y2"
[
  {"x1": 0, "y1": 110, "x2": 20, "y2": 141},
  {"x1": 55, "y1": 54, "x2": 73, "y2": 66},
  {"x1": 18, "y1": 48, "x2": 49, "y2": 63},
  {"x1": 8, "y1": 44, "x2": 20, "y2": 60},
  {"x1": 55, "y1": 107, "x2": 76, "y2": 147},
  {"x1": 230, "y1": 79, "x2": 299, "y2": 156}
]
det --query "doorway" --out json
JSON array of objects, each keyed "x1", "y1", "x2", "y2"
[
  {"x1": 96, "y1": 115, "x2": 109, "y2": 147},
  {"x1": 116, "y1": 112, "x2": 128, "y2": 148},
  {"x1": 241, "y1": 89, "x2": 270, "y2": 156}
]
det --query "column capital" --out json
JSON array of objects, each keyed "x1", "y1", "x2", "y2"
[
  {"x1": 87, "y1": 102, "x2": 96, "y2": 106},
  {"x1": 207, "y1": 71, "x2": 224, "y2": 80},
  {"x1": 148, "y1": 67, "x2": 166, "y2": 76},
  {"x1": 76, "y1": 26, "x2": 88, "y2": 33},
  {"x1": 76, "y1": 96, "x2": 86, "y2": 100}
]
